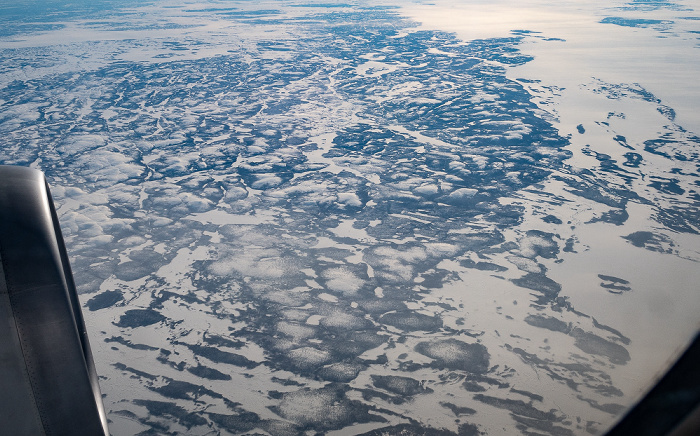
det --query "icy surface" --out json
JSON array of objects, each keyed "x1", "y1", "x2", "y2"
[{"x1": 1, "y1": 0, "x2": 699, "y2": 435}]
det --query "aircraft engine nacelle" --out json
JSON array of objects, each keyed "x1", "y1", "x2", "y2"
[{"x1": 0, "y1": 166, "x2": 109, "y2": 436}]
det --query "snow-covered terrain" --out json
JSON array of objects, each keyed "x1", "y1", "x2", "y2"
[{"x1": 1, "y1": 0, "x2": 699, "y2": 434}]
